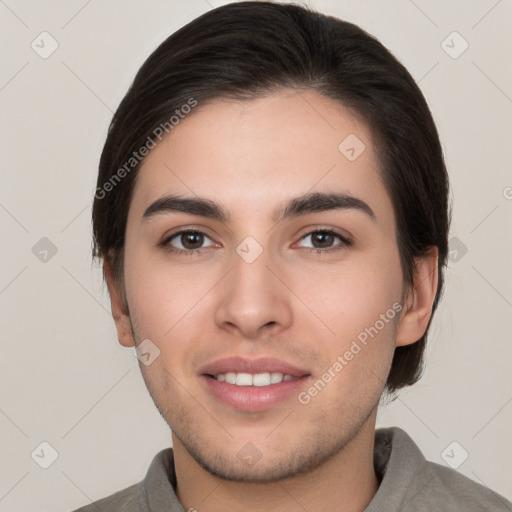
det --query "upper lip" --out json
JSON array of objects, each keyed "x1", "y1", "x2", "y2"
[{"x1": 199, "y1": 356, "x2": 310, "y2": 377}]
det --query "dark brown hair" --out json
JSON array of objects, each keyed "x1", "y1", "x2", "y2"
[{"x1": 92, "y1": 1, "x2": 450, "y2": 393}]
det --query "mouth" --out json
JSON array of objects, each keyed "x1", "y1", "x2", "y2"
[{"x1": 199, "y1": 357, "x2": 311, "y2": 411}]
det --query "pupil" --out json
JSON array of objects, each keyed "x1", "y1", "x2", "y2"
[
  {"x1": 182, "y1": 232, "x2": 203, "y2": 249},
  {"x1": 313, "y1": 232, "x2": 333, "y2": 248}
]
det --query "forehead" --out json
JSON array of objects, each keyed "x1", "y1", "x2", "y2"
[{"x1": 129, "y1": 89, "x2": 392, "y2": 227}]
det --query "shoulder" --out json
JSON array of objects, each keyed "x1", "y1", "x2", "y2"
[
  {"x1": 69, "y1": 447, "x2": 181, "y2": 512},
  {"x1": 423, "y1": 460, "x2": 512, "y2": 511},
  {"x1": 70, "y1": 482, "x2": 140, "y2": 512},
  {"x1": 370, "y1": 427, "x2": 511, "y2": 511}
]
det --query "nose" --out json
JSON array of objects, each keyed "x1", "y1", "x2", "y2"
[{"x1": 214, "y1": 246, "x2": 293, "y2": 339}]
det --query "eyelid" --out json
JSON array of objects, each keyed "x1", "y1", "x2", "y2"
[
  {"x1": 161, "y1": 225, "x2": 216, "y2": 242},
  {"x1": 294, "y1": 228, "x2": 352, "y2": 250},
  {"x1": 160, "y1": 227, "x2": 219, "y2": 252}
]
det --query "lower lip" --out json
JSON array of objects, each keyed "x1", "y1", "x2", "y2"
[{"x1": 200, "y1": 375, "x2": 309, "y2": 412}]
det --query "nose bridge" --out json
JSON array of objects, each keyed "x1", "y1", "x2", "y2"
[
  {"x1": 214, "y1": 241, "x2": 292, "y2": 337},
  {"x1": 232, "y1": 247, "x2": 272, "y2": 300}
]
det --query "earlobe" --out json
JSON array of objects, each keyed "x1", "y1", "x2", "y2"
[
  {"x1": 395, "y1": 247, "x2": 439, "y2": 348},
  {"x1": 103, "y1": 257, "x2": 135, "y2": 348}
]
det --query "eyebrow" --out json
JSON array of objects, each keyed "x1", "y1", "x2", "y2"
[{"x1": 142, "y1": 192, "x2": 376, "y2": 223}]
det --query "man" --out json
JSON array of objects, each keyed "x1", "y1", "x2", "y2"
[{"x1": 75, "y1": 2, "x2": 511, "y2": 510}]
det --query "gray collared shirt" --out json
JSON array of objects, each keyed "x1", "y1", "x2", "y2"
[{"x1": 71, "y1": 426, "x2": 511, "y2": 511}]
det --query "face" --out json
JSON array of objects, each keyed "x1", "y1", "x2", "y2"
[{"x1": 115, "y1": 89, "x2": 411, "y2": 482}]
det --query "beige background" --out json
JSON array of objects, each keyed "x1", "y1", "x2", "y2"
[{"x1": 1, "y1": 0, "x2": 511, "y2": 510}]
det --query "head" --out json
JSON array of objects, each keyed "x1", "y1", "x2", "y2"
[{"x1": 92, "y1": 1, "x2": 449, "y2": 482}]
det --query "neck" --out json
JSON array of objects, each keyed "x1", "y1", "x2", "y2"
[{"x1": 173, "y1": 410, "x2": 380, "y2": 512}]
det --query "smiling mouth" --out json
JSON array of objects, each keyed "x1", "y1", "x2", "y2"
[
  {"x1": 207, "y1": 372, "x2": 300, "y2": 386},
  {"x1": 200, "y1": 362, "x2": 311, "y2": 411}
]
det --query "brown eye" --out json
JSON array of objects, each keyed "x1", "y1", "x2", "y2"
[
  {"x1": 180, "y1": 232, "x2": 205, "y2": 249},
  {"x1": 298, "y1": 230, "x2": 349, "y2": 250},
  {"x1": 311, "y1": 232, "x2": 336, "y2": 248},
  {"x1": 166, "y1": 230, "x2": 216, "y2": 252}
]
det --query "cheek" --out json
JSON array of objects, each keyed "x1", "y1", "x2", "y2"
[
  {"x1": 289, "y1": 249, "x2": 403, "y2": 341},
  {"x1": 124, "y1": 243, "x2": 209, "y2": 328},
  {"x1": 287, "y1": 247, "x2": 403, "y2": 398},
  {"x1": 123, "y1": 247, "x2": 221, "y2": 379}
]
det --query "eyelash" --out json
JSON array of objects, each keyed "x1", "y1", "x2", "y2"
[
  {"x1": 160, "y1": 230, "x2": 218, "y2": 257},
  {"x1": 160, "y1": 228, "x2": 351, "y2": 257},
  {"x1": 299, "y1": 229, "x2": 352, "y2": 254}
]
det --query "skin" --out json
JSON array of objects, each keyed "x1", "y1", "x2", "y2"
[{"x1": 104, "y1": 89, "x2": 438, "y2": 512}]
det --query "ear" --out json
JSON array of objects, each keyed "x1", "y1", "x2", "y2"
[
  {"x1": 395, "y1": 246, "x2": 439, "y2": 347},
  {"x1": 103, "y1": 257, "x2": 135, "y2": 348}
]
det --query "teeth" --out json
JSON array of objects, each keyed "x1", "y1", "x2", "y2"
[
  {"x1": 213, "y1": 372, "x2": 297, "y2": 386},
  {"x1": 236, "y1": 373, "x2": 253, "y2": 386},
  {"x1": 270, "y1": 372, "x2": 283, "y2": 384},
  {"x1": 225, "y1": 372, "x2": 236, "y2": 385}
]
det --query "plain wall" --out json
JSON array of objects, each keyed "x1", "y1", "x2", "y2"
[{"x1": 0, "y1": 1, "x2": 511, "y2": 511}]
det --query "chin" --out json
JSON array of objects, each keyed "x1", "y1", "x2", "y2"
[{"x1": 173, "y1": 424, "x2": 356, "y2": 484}]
